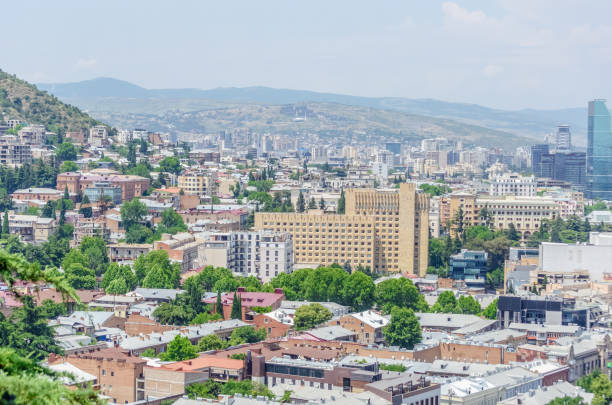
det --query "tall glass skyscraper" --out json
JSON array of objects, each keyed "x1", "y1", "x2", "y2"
[{"x1": 587, "y1": 99, "x2": 612, "y2": 200}]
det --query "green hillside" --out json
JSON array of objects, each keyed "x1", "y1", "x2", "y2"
[{"x1": 0, "y1": 70, "x2": 105, "y2": 133}]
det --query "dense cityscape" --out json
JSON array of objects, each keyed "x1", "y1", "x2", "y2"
[{"x1": 2, "y1": 2, "x2": 612, "y2": 405}]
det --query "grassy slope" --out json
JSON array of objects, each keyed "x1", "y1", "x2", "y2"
[{"x1": 0, "y1": 70, "x2": 104, "y2": 133}]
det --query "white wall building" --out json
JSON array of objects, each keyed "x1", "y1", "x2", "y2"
[
  {"x1": 489, "y1": 173, "x2": 536, "y2": 197},
  {"x1": 202, "y1": 230, "x2": 293, "y2": 282}
]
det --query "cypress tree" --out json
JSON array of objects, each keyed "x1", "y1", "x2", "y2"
[
  {"x1": 216, "y1": 290, "x2": 224, "y2": 318},
  {"x1": 296, "y1": 191, "x2": 305, "y2": 213},
  {"x1": 230, "y1": 291, "x2": 242, "y2": 319},
  {"x1": 337, "y1": 189, "x2": 345, "y2": 213},
  {"x1": 2, "y1": 211, "x2": 8, "y2": 236}
]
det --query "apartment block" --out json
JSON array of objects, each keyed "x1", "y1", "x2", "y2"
[
  {"x1": 177, "y1": 171, "x2": 217, "y2": 196},
  {"x1": 153, "y1": 232, "x2": 203, "y2": 272},
  {"x1": 202, "y1": 230, "x2": 293, "y2": 282},
  {"x1": 107, "y1": 243, "x2": 153, "y2": 263},
  {"x1": 11, "y1": 187, "x2": 63, "y2": 202},
  {"x1": 328, "y1": 311, "x2": 389, "y2": 344},
  {"x1": 17, "y1": 125, "x2": 46, "y2": 145},
  {"x1": 8, "y1": 214, "x2": 56, "y2": 242},
  {"x1": 0, "y1": 135, "x2": 31, "y2": 167},
  {"x1": 55, "y1": 347, "x2": 146, "y2": 404},
  {"x1": 89, "y1": 125, "x2": 108, "y2": 147},
  {"x1": 256, "y1": 183, "x2": 429, "y2": 275}
]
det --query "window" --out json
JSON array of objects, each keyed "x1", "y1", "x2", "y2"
[{"x1": 102, "y1": 370, "x2": 106, "y2": 376}]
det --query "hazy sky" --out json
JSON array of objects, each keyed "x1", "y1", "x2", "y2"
[{"x1": 2, "y1": 0, "x2": 611, "y2": 109}]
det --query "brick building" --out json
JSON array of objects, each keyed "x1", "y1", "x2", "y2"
[
  {"x1": 52, "y1": 347, "x2": 146, "y2": 404},
  {"x1": 328, "y1": 311, "x2": 389, "y2": 344},
  {"x1": 56, "y1": 172, "x2": 150, "y2": 202}
]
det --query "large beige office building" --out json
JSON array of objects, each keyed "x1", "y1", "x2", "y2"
[{"x1": 255, "y1": 183, "x2": 429, "y2": 276}]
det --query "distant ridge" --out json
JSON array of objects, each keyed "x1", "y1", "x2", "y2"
[{"x1": 38, "y1": 77, "x2": 588, "y2": 145}]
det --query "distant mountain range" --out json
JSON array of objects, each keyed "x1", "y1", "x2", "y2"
[{"x1": 37, "y1": 77, "x2": 588, "y2": 147}]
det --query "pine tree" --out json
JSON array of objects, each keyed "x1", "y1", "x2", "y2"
[
  {"x1": 63, "y1": 186, "x2": 69, "y2": 200},
  {"x1": 216, "y1": 290, "x2": 224, "y2": 318},
  {"x1": 337, "y1": 189, "x2": 345, "y2": 213},
  {"x1": 308, "y1": 197, "x2": 317, "y2": 209},
  {"x1": 230, "y1": 291, "x2": 242, "y2": 319},
  {"x1": 2, "y1": 210, "x2": 9, "y2": 237},
  {"x1": 296, "y1": 191, "x2": 305, "y2": 213},
  {"x1": 319, "y1": 197, "x2": 325, "y2": 210}
]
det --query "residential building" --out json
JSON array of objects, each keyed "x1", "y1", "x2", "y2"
[
  {"x1": 0, "y1": 135, "x2": 31, "y2": 167},
  {"x1": 498, "y1": 381, "x2": 594, "y2": 405},
  {"x1": 89, "y1": 125, "x2": 108, "y2": 147},
  {"x1": 256, "y1": 184, "x2": 430, "y2": 276},
  {"x1": 107, "y1": 243, "x2": 153, "y2": 263},
  {"x1": 177, "y1": 171, "x2": 217, "y2": 196},
  {"x1": 202, "y1": 231, "x2": 293, "y2": 282},
  {"x1": 587, "y1": 99, "x2": 612, "y2": 199},
  {"x1": 449, "y1": 250, "x2": 488, "y2": 289},
  {"x1": 17, "y1": 125, "x2": 45, "y2": 145},
  {"x1": 489, "y1": 173, "x2": 536, "y2": 197},
  {"x1": 51, "y1": 347, "x2": 146, "y2": 404},
  {"x1": 73, "y1": 217, "x2": 110, "y2": 243},
  {"x1": 154, "y1": 232, "x2": 203, "y2": 272},
  {"x1": 8, "y1": 214, "x2": 56, "y2": 242},
  {"x1": 328, "y1": 311, "x2": 389, "y2": 344}
]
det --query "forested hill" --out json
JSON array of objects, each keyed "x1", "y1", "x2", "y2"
[{"x1": 0, "y1": 69, "x2": 106, "y2": 133}]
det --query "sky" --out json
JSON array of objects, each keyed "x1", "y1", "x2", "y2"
[{"x1": 2, "y1": 0, "x2": 612, "y2": 110}]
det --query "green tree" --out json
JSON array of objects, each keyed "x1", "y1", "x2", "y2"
[
  {"x1": 101, "y1": 263, "x2": 136, "y2": 291},
  {"x1": 308, "y1": 197, "x2": 317, "y2": 209},
  {"x1": 431, "y1": 291, "x2": 459, "y2": 313},
  {"x1": 505, "y1": 223, "x2": 520, "y2": 242},
  {"x1": 230, "y1": 291, "x2": 242, "y2": 319},
  {"x1": 159, "y1": 335, "x2": 197, "y2": 361},
  {"x1": 337, "y1": 189, "x2": 345, "y2": 213},
  {"x1": 65, "y1": 263, "x2": 97, "y2": 290},
  {"x1": 375, "y1": 277, "x2": 427, "y2": 313},
  {"x1": 126, "y1": 223, "x2": 152, "y2": 243},
  {"x1": 577, "y1": 369, "x2": 612, "y2": 405},
  {"x1": 383, "y1": 307, "x2": 421, "y2": 349},
  {"x1": 487, "y1": 268, "x2": 504, "y2": 290},
  {"x1": 106, "y1": 278, "x2": 128, "y2": 295},
  {"x1": 482, "y1": 298, "x2": 498, "y2": 319},
  {"x1": 2, "y1": 211, "x2": 9, "y2": 236},
  {"x1": 216, "y1": 290, "x2": 224, "y2": 317},
  {"x1": 158, "y1": 208, "x2": 187, "y2": 234},
  {"x1": 159, "y1": 156, "x2": 182, "y2": 174},
  {"x1": 296, "y1": 191, "x2": 305, "y2": 212},
  {"x1": 197, "y1": 334, "x2": 228, "y2": 352},
  {"x1": 59, "y1": 160, "x2": 79, "y2": 173},
  {"x1": 545, "y1": 397, "x2": 585, "y2": 405},
  {"x1": 228, "y1": 326, "x2": 266, "y2": 346},
  {"x1": 457, "y1": 295, "x2": 481, "y2": 315},
  {"x1": 153, "y1": 301, "x2": 195, "y2": 325},
  {"x1": 294, "y1": 303, "x2": 332, "y2": 330},
  {"x1": 61, "y1": 249, "x2": 89, "y2": 270},
  {"x1": 42, "y1": 200, "x2": 56, "y2": 219},
  {"x1": 79, "y1": 236, "x2": 108, "y2": 276},
  {"x1": 341, "y1": 271, "x2": 375, "y2": 311},
  {"x1": 134, "y1": 250, "x2": 180, "y2": 288},
  {"x1": 120, "y1": 197, "x2": 148, "y2": 230},
  {"x1": 79, "y1": 194, "x2": 92, "y2": 218},
  {"x1": 56, "y1": 142, "x2": 77, "y2": 161}
]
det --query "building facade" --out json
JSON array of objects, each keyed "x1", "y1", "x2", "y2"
[
  {"x1": 450, "y1": 250, "x2": 488, "y2": 289},
  {"x1": 256, "y1": 184, "x2": 429, "y2": 276},
  {"x1": 202, "y1": 231, "x2": 293, "y2": 282},
  {"x1": 489, "y1": 173, "x2": 536, "y2": 197},
  {"x1": 587, "y1": 99, "x2": 612, "y2": 200}
]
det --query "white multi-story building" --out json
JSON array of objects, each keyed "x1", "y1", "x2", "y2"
[
  {"x1": 202, "y1": 230, "x2": 293, "y2": 282},
  {"x1": 489, "y1": 173, "x2": 537, "y2": 197},
  {"x1": 89, "y1": 125, "x2": 108, "y2": 147},
  {"x1": 0, "y1": 135, "x2": 31, "y2": 167},
  {"x1": 18, "y1": 125, "x2": 46, "y2": 145}
]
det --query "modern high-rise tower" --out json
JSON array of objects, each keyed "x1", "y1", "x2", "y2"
[
  {"x1": 556, "y1": 125, "x2": 572, "y2": 151},
  {"x1": 587, "y1": 100, "x2": 612, "y2": 200}
]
